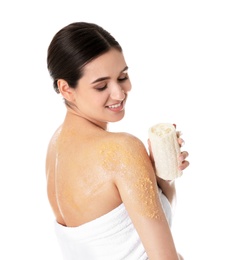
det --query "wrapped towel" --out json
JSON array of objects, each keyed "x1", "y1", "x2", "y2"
[{"x1": 55, "y1": 190, "x2": 172, "y2": 260}]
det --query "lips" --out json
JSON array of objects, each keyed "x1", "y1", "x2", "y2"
[
  {"x1": 106, "y1": 100, "x2": 124, "y2": 111},
  {"x1": 107, "y1": 102, "x2": 122, "y2": 109}
]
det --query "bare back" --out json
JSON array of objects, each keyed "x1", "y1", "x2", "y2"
[{"x1": 46, "y1": 115, "x2": 123, "y2": 227}]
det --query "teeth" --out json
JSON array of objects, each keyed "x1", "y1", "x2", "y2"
[{"x1": 108, "y1": 103, "x2": 121, "y2": 109}]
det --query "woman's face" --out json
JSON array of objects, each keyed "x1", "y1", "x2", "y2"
[{"x1": 72, "y1": 49, "x2": 132, "y2": 127}]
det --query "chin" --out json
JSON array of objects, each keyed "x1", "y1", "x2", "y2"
[{"x1": 110, "y1": 111, "x2": 125, "y2": 123}]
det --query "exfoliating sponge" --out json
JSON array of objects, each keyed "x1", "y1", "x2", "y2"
[{"x1": 148, "y1": 123, "x2": 182, "y2": 180}]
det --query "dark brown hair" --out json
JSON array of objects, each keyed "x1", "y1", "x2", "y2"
[{"x1": 47, "y1": 22, "x2": 122, "y2": 93}]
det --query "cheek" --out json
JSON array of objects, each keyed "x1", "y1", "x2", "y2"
[
  {"x1": 93, "y1": 93, "x2": 109, "y2": 106},
  {"x1": 75, "y1": 89, "x2": 108, "y2": 109},
  {"x1": 76, "y1": 91, "x2": 94, "y2": 104}
]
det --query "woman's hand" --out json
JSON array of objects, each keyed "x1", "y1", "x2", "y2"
[
  {"x1": 176, "y1": 130, "x2": 190, "y2": 171},
  {"x1": 148, "y1": 125, "x2": 190, "y2": 173}
]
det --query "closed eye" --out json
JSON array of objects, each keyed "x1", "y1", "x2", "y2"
[
  {"x1": 118, "y1": 72, "x2": 129, "y2": 82},
  {"x1": 118, "y1": 76, "x2": 128, "y2": 82},
  {"x1": 96, "y1": 85, "x2": 107, "y2": 91}
]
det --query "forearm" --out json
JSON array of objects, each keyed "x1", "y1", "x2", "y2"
[{"x1": 156, "y1": 176, "x2": 177, "y2": 210}]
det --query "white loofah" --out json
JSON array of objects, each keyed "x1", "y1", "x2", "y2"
[{"x1": 148, "y1": 123, "x2": 182, "y2": 180}]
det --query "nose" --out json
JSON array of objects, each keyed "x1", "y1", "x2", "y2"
[{"x1": 110, "y1": 84, "x2": 126, "y2": 101}]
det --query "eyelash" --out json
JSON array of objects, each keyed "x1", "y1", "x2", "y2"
[
  {"x1": 96, "y1": 86, "x2": 107, "y2": 92},
  {"x1": 119, "y1": 76, "x2": 128, "y2": 82},
  {"x1": 96, "y1": 76, "x2": 129, "y2": 92}
]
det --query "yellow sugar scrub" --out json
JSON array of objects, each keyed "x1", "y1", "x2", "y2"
[
  {"x1": 148, "y1": 123, "x2": 182, "y2": 180},
  {"x1": 99, "y1": 140, "x2": 164, "y2": 220},
  {"x1": 133, "y1": 175, "x2": 164, "y2": 220}
]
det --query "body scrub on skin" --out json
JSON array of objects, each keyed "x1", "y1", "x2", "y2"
[{"x1": 100, "y1": 139, "x2": 164, "y2": 220}]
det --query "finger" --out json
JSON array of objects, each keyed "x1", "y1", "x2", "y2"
[
  {"x1": 176, "y1": 131, "x2": 183, "y2": 138},
  {"x1": 179, "y1": 160, "x2": 190, "y2": 171},
  {"x1": 178, "y1": 138, "x2": 185, "y2": 147},
  {"x1": 179, "y1": 151, "x2": 189, "y2": 161}
]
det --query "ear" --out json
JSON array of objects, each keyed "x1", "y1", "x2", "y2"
[{"x1": 57, "y1": 79, "x2": 75, "y2": 102}]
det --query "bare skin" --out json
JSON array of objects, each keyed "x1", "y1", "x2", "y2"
[{"x1": 46, "y1": 49, "x2": 189, "y2": 259}]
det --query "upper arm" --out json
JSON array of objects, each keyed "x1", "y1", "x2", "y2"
[{"x1": 111, "y1": 134, "x2": 179, "y2": 259}]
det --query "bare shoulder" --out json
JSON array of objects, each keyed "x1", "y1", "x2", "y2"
[
  {"x1": 104, "y1": 132, "x2": 163, "y2": 220},
  {"x1": 98, "y1": 131, "x2": 151, "y2": 175},
  {"x1": 102, "y1": 132, "x2": 148, "y2": 156}
]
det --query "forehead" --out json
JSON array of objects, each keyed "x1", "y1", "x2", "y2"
[{"x1": 82, "y1": 49, "x2": 127, "y2": 80}]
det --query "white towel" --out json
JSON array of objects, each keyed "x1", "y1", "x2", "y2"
[{"x1": 54, "y1": 191, "x2": 172, "y2": 260}]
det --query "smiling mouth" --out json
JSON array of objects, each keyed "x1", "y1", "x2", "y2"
[
  {"x1": 107, "y1": 102, "x2": 122, "y2": 109},
  {"x1": 106, "y1": 100, "x2": 125, "y2": 111}
]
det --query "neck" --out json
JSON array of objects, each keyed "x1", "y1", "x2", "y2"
[{"x1": 65, "y1": 106, "x2": 108, "y2": 131}]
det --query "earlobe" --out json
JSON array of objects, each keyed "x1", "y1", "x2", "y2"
[{"x1": 57, "y1": 79, "x2": 74, "y2": 102}]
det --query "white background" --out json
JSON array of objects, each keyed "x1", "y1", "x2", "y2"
[{"x1": 0, "y1": 0, "x2": 228, "y2": 259}]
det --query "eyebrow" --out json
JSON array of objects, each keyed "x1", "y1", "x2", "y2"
[{"x1": 91, "y1": 66, "x2": 128, "y2": 84}]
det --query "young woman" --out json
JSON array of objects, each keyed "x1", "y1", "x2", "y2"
[{"x1": 46, "y1": 22, "x2": 189, "y2": 260}]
